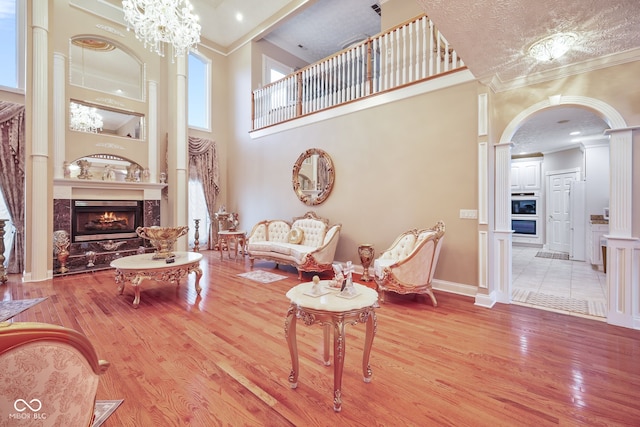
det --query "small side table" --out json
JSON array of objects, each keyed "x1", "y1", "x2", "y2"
[
  {"x1": 218, "y1": 230, "x2": 246, "y2": 260},
  {"x1": 285, "y1": 280, "x2": 378, "y2": 411}
]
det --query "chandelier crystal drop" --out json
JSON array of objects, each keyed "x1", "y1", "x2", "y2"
[
  {"x1": 69, "y1": 102, "x2": 103, "y2": 134},
  {"x1": 122, "y1": 0, "x2": 201, "y2": 58},
  {"x1": 528, "y1": 33, "x2": 577, "y2": 62}
]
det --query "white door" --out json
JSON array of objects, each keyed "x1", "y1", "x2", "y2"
[{"x1": 547, "y1": 170, "x2": 579, "y2": 252}]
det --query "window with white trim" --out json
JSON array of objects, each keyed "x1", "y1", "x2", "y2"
[
  {"x1": 263, "y1": 55, "x2": 293, "y2": 110},
  {"x1": 0, "y1": 0, "x2": 25, "y2": 91},
  {"x1": 188, "y1": 51, "x2": 211, "y2": 130}
]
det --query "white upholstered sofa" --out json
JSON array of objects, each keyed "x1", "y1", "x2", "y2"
[
  {"x1": 247, "y1": 211, "x2": 341, "y2": 279},
  {"x1": 374, "y1": 221, "x2": 445, "y2": 307}
]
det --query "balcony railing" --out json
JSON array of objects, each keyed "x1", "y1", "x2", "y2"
[{"x1": 251, "y1": 14, "x2": 465, "y2": 131}]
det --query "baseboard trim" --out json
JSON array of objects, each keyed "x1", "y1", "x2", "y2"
[{"x1": 432, "y1": 279, "x2": 477, "y2": 298}]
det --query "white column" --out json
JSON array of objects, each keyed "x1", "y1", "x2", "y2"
[
  {"x1": 172, "y1": 56, "x2": 189, "y2": 250},
  {"x1": 26, "y1": 0, "x2": 51, "y2": 281},
  {"x1": 475, "y1": 92, "x2": 491, "y2": 307},
  {"x1": 604, "y1": 127, "x2": 640, "y2": 328},
  {"x1": 148, "y1": 80, "x2": 158, "y2": 183},
  {"x1": 607, "y1": 129, "x2": 632, "y2": 238},
  {"x1": 53, "y1": 53, "x2": 65, "y2": 179},
  {"x1": 491, "y1": 142, "x2": 513, "y2": 305}
]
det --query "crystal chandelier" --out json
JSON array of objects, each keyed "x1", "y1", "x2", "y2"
[
  {"x1": 69, "y1": 102, "x2": 103, "y2": 133},
  {"x1": 528, "y1": 33, "x2": 577, "y2": 62},
  {"x1": 122, "y1": 0, "x2": 201, "y2": 58}
]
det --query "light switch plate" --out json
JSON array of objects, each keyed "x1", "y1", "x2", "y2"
[{"x1": 460, "y1": 209, "x2": 478, "y2": 219}]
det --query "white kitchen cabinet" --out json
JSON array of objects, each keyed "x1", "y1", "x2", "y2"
[
  {"x1": 588, "y1": 223, "x2": 608, "y2": 268},
  {"x1": 511, "y1": 159, "x2": 542, "y2": 192}
]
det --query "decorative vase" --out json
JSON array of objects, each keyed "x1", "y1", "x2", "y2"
[
  {"x1": 357, "y1": 244, "x2": 375, "y2": 282},
  {"x1": 136, "y1": 226, "x2": 189, "y2": 259},
  {"x1": 53, "y1": 230, "x2": 71, "y2": 273},
  {"x1": 85, "y1": 251, "x2": 97, "y2": 268},
  {"x1": 57, "y1": 250, "x2": 70, "y2": 273}
]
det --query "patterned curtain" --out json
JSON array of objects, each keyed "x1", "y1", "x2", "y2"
[
  {"x1": 0, "y1": 101, "x2": 25, "y2": 273},
  {"x1": 188, "y1": 136, "x2": 220, "y2": 249}
]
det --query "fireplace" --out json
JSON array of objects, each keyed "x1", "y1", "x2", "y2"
[{"x1": 72, "y1": 200, "x2": 143, "y2": 243}]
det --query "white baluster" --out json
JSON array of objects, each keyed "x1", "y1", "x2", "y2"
[
  {"x1": 444, "y1": 40, "x2": 450, "y2": 72},
  {"x1": 401, "y1": 25, "x2": 407, "y2": 85},
  {"x1": 421, "y1": 17, "x2": 427, "y2": 79},
  {"x1": 405, "y1": 24, "x2": 418, "y2": 83},
  {"x1": 436, "y1": 30, "x2": 442, "y2": 75},
  {"x1": 357, "y1": 45, "x2": 363, "y2": 98},
  {"x1": 429, "y1": 21, "x2": 435, "y2": 77}
]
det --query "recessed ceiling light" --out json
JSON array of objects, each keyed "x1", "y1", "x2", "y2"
[
  {"x1": 528, "y1": 32, "x2": 577, "y2": 62},
  {"x1": 570, "y1": 131, "x2": 580, "y2": 136},
  {"x1": 235, "y1": 12, "x2": 243, "y2": 22}
]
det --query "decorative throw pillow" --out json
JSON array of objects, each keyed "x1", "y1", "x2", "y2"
[{"x1": 288, "y1": 227, "x2": 304, "y2": 244}]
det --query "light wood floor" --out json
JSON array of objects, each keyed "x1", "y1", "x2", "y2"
[{"x1": 3, "y1": 251, "x2": 640, "y2": 426}]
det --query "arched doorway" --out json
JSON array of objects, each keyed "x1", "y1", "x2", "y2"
[
  {"x1": 489, "y1": 95, "x2": 634, "y2": 327},
  {"x1": 509, "y1": 106, "x2": 609, "y2": 317}
]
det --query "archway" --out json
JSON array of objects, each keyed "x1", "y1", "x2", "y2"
[
  {"x1": 491, "y1": 95, "x2": 632, "y2": 326},
  {"x1": 509, "y1": 106, "x2": 609, "y2": 316}
]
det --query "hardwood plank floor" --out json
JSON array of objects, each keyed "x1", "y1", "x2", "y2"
[{"x1": 3, "y1": 251, "x2": 640, "y2": 426}]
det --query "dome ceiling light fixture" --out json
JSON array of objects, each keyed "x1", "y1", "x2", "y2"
[
  {"x1": 528, "y1": 32, "x2": 578, "y2": 62},
  {"x1": 122, "y1": 0, "x2": 201, "y2": 59}
]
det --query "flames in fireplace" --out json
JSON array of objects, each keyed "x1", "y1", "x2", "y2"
[
  {"x1": 84, "y1": 211, "x2": 130, "y2": 231},
  {"x1": 72, "y1": 200, "x2": 143, "y2": 242}
]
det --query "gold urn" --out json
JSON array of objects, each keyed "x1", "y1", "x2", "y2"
[{"x1": 136, "y1": 226, "x2": 189, "y2": 259}]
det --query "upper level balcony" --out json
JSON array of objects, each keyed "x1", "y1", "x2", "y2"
[{"x1": 251, "y1": 14, "x2": 466, "y2": 132}]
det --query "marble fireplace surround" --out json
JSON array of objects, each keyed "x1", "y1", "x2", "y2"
[{"x1": 53, "y1": 179, "x2": 166, "y2": 275}]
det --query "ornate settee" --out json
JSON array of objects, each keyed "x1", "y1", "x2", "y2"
[
  {"x1": 247, "y1": 211, "x2": 341, "y2": 279},
  {"x1": 374, "y1": 221, "x2": 445, "y2": 307}
]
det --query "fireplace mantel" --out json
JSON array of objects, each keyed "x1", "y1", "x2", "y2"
[
  {"x1": 54, "y1": 178, "x2": 166, "y2": 201},
  {"x1": 53, "y1": 179, "x2": 164, "y2": 275}
]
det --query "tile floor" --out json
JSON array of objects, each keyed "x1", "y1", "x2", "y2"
[{"x1": 511, "y1": 245, "x2": 607, "y2": 318}]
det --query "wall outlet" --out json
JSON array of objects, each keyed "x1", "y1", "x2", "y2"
[{"x1": 460, "y1": 209, "x2": 478, "y2": 219}]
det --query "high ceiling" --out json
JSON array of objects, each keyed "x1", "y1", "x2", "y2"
[{"x1": 90, "y1": 0, "x2": 640, "y2": 154}]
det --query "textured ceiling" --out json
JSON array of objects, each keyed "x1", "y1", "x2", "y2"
[
  {"x1": 260, "y1": 0, "x2": 381, "y2": 64},
  {"x1": 416, "y1": 0, "x2": 640, "y2": 87},
  {"x1": 511, "y1": 108, "x2": 609, "y2": 155}
]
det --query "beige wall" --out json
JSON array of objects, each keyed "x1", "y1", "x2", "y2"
[
  {"x1": 382, "y1": 0, "x2": 424, "y2": 29},
  {"x1": 229, "y1": 40, "x2": 480, "y2": 287}
]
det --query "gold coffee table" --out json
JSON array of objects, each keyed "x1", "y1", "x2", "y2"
[
  {"x1": 111, "y1": 251, "x2": 203, "y2": 308},
  {"x1": 284, "y1": 280, "x2": 378, "y2": 412}
]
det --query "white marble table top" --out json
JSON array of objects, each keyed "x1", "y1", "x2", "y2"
[
  {"x1": 286, "y1": 280, "x2": 378, "y2": 312},
  {"x1": 110, "y1": 251, "x2": 203, "y2": 270}
]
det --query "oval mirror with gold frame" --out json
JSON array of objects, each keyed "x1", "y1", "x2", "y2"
[{"x1": 292, "y1": 148, "x2": 335, "y2": 206}]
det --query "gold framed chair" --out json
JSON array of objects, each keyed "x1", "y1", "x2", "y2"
[
  {"x1": 0, "y1": 322, "x2": 110, "y2": 426},
  {"x1": 374, "y1": 221, "x2": 445, "y2": 307}
]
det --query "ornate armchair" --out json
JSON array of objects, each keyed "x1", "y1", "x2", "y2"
[
  {"x1": 374, "y1": 221, "x2": 445, "y2": 307},
  {"x1": 0, "y1": 322, "x2": 110, "y2": 426}
]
